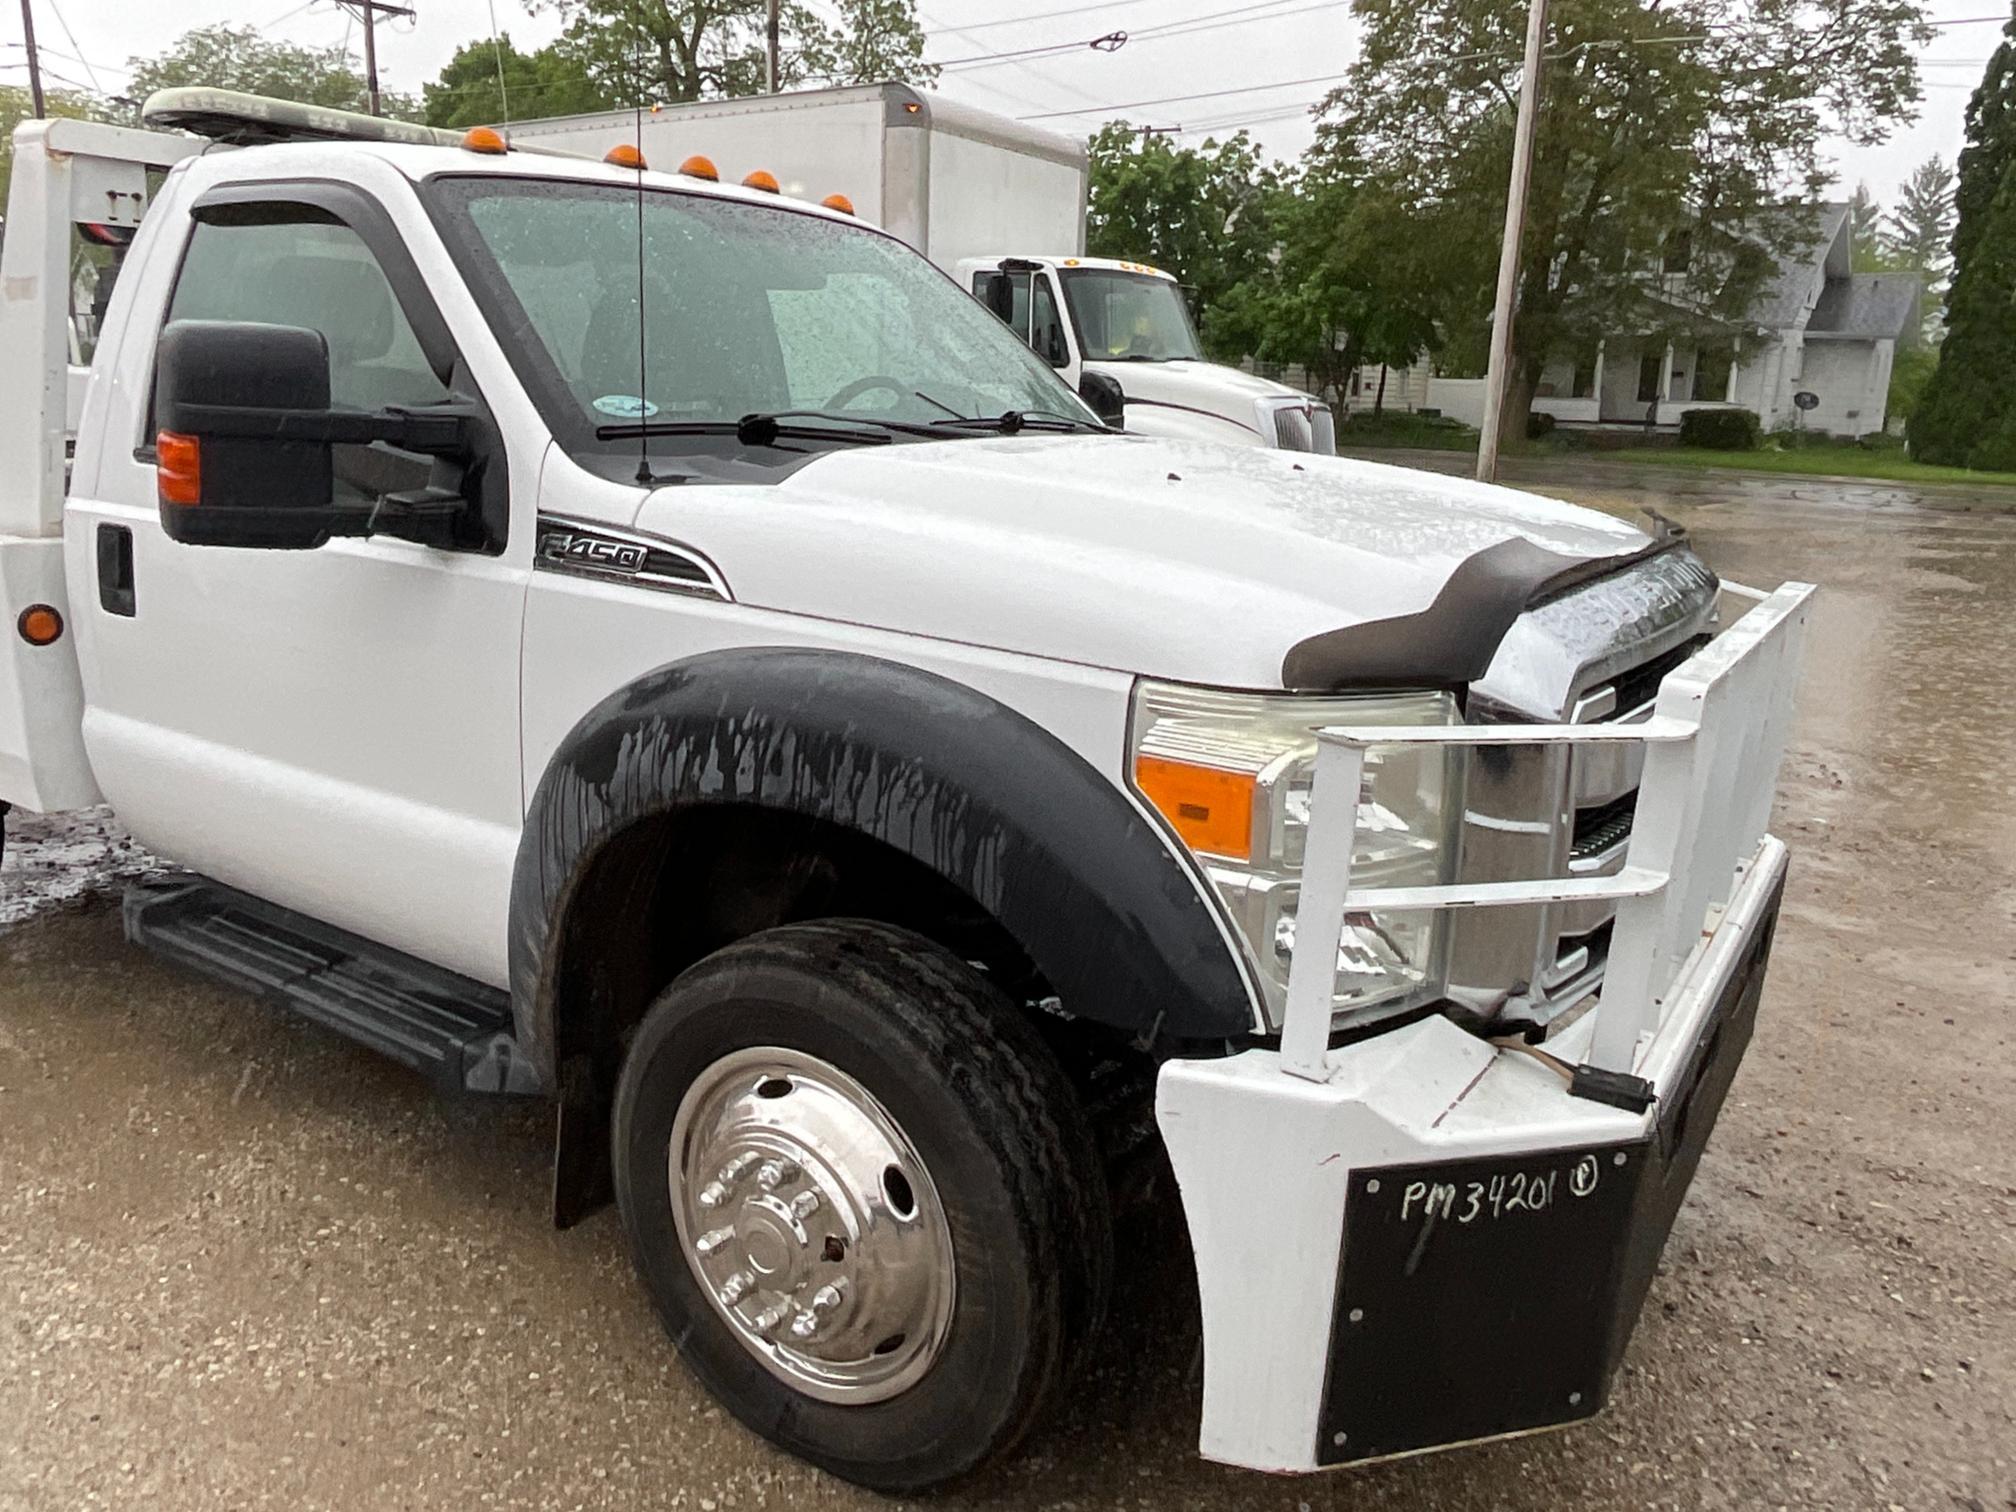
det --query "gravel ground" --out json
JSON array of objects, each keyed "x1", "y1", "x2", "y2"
[{"x1": 2, "y1": 468, "x2": 2013, "y2": 1511}]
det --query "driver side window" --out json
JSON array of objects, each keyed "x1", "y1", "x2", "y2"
[
  {"x1": 165, "y1": 212, "x2": 447, "y2": 501},
  {"x1": 1030, "y1": 277, "x2": 1069, "y2": 368}
]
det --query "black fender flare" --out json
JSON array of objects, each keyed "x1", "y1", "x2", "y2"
[{"x1": 509, "y1": 647, "x2": 1260, "y2": 1087}]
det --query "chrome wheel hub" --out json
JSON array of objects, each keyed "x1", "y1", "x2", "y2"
[{"x1": 670, "y1": 1047, "x2": 955, "y2": 1403}]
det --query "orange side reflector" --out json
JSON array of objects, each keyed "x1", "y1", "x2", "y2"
[
  {"x1": 679, "y1": 154, "x2": 719, "y2": 181},
  {"x1": 157, "y1": 430, "x2": 201, "y2": 507},
  {"x1": 463, "y1": 127, "x2": 509, "y2": 155},
  {"x1": 1135, "y1": 754, "x2": 1255, "y2": 862},
  {"x1": 742, "y1": 169, "x2": 781, "y2": 193},
  {"x1": 605, "y1": 143, "x2": 647, "y2": 169},
  {"x1": 821, "y1": 193, "x2": 856, "y2": 215},
  {"x1": 17, "y1": 604, "x2": 63, "y2": 646}
]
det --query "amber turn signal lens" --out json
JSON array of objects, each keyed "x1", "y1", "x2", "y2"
[
  {"x1": 821, "y1": 193, "x2": 855, "y2": 215},
  {"x1": 678, "y1": 154, "x2": 719, "y2": 181},
  {"x1": 17, "y1": 604, "x2": 63, "y2": 647},
  {"x1": 462, "y1": 127, "x2": 509, "y2": 155},
  {"x1": 604, "y1": 143, "x2": 647, "y2": 169},
  {"x1": 156, "y1": 430, "x2": 201, "y2": 507},
  {"x1": 1135, "y1": 754, "x2": 1255, "y2": 862},
  {"x1": 742, "y1": 169, "x2": 781, "y2": 193}
]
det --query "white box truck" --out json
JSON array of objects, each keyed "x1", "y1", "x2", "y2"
[{"x1": 504, "y1": 84, "x2": 1336, "y2": 452}]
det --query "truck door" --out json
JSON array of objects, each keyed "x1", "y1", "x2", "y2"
[
  {"x1": 970, "y1": 265, "x2": 1078, "y2": 382},
  {"x1": 64, "y1": 181, "x2": 533, "y2": 987}
]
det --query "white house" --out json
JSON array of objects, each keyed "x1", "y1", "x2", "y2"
[{"x1": 1426, "y1": 203, "x2": 1922, "y2": 438}]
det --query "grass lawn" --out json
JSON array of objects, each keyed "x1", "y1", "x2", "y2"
[
  {"x1": 1333, "y1": 412, "x2": 1481, "y2": 451},
  {"x1": 1611, "y1": 445, "x2": 2016, "y2": 487}
]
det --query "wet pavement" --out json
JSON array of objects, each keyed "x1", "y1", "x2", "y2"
[{"x1": 3, "y1": 467, "x2": 2014, "y2": 1510}]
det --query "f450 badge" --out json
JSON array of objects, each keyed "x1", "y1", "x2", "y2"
[{"x1": 539, "y1": 529, "x2": 649, "y2": 575}]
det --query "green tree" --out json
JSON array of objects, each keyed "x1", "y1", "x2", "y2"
[
  {"x1": 1206, "y1": 169, "x2": 1461, "y2": 406},
  {"x1": 531, "y1": 0, "x2": 936, "y2": 106},
  {"x1": 1883, "y1": 155, "x2": 1956, "y2": 335},
  {"x1": 1909, "y1": 12, "x2": 2016, "y2": 465},
  {"x1": 1849, "y1": 182, "x2": 1886, "y2": 267},
  {"x1": 1085, "y1": 124, "x2": 1283, "y2": 355},
  {"x1": 422, "y1": 34, "x2": 610, "y2": 127},
  {"x1": 1313, "y1": 0, "x2": 1932, "y2": 449},
  {"x1": 127, "y1": 23, "x2": 418, "y2": 121}
]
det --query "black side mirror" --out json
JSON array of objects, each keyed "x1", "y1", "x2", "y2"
[
  {"x1": 977, "y1": 272, "x2": 1015, "y2": 323},
  {"x1": 155, "y1": 320, "x2": 477, "y2": 551},
  {"x1": 1078, "y1": 369, "x2": 1126, "y2": 429}
]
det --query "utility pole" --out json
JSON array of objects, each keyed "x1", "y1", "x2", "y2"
[
  {"x1": 765, "y1": 0, "x2": 780, "y2": 93},
  {"x1": 1475, "y1": 0, "x2": 1548, "y2": 484},
  {"x1": 337, "y1": 0, "x2": 415, "y2": 117},
  {"x1": 17, "y1": 0, "x2": 45, "y2": 117}
]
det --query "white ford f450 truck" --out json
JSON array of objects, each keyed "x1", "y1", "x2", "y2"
[
  {"x1": 504, "y1": 83, "x2": 1338, "y2": 454},
  {"x1": 0, "y1": 94, "x2": 1813, "y2": 1492}
]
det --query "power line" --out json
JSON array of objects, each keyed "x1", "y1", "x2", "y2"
[
  {"x1": 1018, "y1": 68, "x2": 1350, "y2": 120},
  {"x1": 41, "y1": 0, "x2": 99, "y2": 92},
  {"x1": 941, "y1": 0, "x2": 1336, "y2": 73},
  {"x1": 929, "y1": 0, "x2": 1169, "y2": 38}
]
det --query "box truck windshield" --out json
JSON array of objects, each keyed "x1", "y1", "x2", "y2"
[{"x1": 1061, "y1": 269, "x2": 1203, "y2": 363}]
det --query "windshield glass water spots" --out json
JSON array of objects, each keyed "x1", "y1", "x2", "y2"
[
  {"x1": 430, "y1": 176, "x2": 1094, "y2": 469},
  {"x1": 1059, "y1": 269, "x2": 1204, "y2": 363}
]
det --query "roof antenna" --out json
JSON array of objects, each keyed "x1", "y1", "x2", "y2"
[
  {"x1": 484, "y1": 0, "x2": 511, "y2": 134},
  {"x1": 630, "y1": 44, "x2": 654, "y2": 486}
]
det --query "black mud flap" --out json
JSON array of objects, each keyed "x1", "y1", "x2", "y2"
[{"x1": 1316, "y1": 872, "x2": 1784, "y2": 1465}]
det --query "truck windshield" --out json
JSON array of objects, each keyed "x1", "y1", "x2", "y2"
[
  {"x1": 427, "y1": 175, "x2": 1093, "y2": 467},
  {"x1": 1058, "y1": 269, "x2": 1203, "y2": 363}
]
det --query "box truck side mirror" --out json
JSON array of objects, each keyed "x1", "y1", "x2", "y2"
[{"x1": 1079, "y1": 369, "x2": 1125, "y2": 429}]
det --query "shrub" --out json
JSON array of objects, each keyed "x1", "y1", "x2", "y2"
[
  {"x1": 1679, "y1": 407, "x2": 1761, "y2": 450},
  {"x1": 1525, "y1": 410, "x2": 1557, "y2": 440}
]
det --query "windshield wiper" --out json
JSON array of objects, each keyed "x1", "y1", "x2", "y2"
[
  {"x1": 593, "y1": 413, "x2": 898, "y2": 446},
  {"x1": 926, "y1": 409, "x2": 1108, "y2": 435}
]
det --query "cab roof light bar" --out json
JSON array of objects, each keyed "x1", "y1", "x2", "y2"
[{"x1": 138, "y1": 88, "x2": 594, "y2": 163}]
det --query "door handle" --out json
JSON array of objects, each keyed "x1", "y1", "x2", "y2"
[{"x1": 97, "y1": 524, "x2": 136, "y2": 617}]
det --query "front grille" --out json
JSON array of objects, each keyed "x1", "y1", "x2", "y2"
[
  {"x1": 1571, "y1": 792, "x2": 1637, "y2": 861},
  {"x1": 1272, "y1": 405, "x2": 1315, "y2": 451},
  {"x1": 1603, "y1": 635, "x2": 1710, "y2": 718}
]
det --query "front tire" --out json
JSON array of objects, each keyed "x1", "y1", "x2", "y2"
[{"x1": 611, "y1": 920, "x2": 1109, "y2": 1493}]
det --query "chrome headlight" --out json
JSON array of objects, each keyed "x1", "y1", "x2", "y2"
[{"x1": 1128, "y1": 681, "x2": 1461, "y2": 1029}]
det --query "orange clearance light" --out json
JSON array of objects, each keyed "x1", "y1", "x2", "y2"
[
  {"x1": 742, "y1": 168, "x2": 781, "y2": 193},
  {"x1": 17, "y1": 603, "x2": 63, "y2": 647},
  {"x1": 156, "y1": 430, "x2": 202, "y2": 507},
  {"x1": 679, "y1": 154, "x2": 720, "y2": 181},
  {"x1": 821, "y1": 192, "x2": 855, "y2": 215},
  {"x1": 903, "y1": 101, "x2": 922, "y2": 114},
  {"x1": 604, "y1": 143, "x2": 648, "y2": 169},
  {"x1": 1134, "y1": 754, "x2": 1254, "y2": 862},
  {"x1": 462, "y1": 126, "x2": 508, "y2": 155}
]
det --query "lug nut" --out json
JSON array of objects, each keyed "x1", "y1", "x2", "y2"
[
  {"x1": 718, "y1": 1270, "x2": 754, "y2": 1305},
  {"x1": 790, "y1": 1190, "x2": 820, "y2": 1220},
  {"x1": 810, "y1": 1279, "x2": 848, "y2": 1313},
  {"x1": 757, "y1": 1157, "x2": 800, "y2": 1191},
  {"x1": 694, "y1": 1225, "x2": 736, "y2": 1257},
  {"x1": 698, "y1": 1181, "x2": 728, "y2": 1210},
  {"x1": 750, "y1": 1300, "x2": 791, "y2": 1334},
  {"x1": 788, "y1": 1309, "x2": 820, "y2": 1340},
  {"x1": 719, "y1": 1151, "x2": 760, "y2": 1185}
]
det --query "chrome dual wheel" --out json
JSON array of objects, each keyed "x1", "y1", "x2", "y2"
[{"x1": 669, "y1": 1047, "x2": 955, "y2": 1402}]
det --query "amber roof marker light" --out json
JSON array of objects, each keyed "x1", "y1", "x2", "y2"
[
  {"x1": 821, "y1": 193, "x2": 855, "y2": 215},
  {"x1": 17, "y1": 604, "x2": 64, "y2": 647},
  {"x1": 742, "y1": 169, "x2": 781, "y2": 193},
  {"x1": 461, "y1": 126, "x2": 508, "y2": 155},
  {"x1": 679, "y1": 154, "x2": 720, "y2": 181},
  {"x1": 605, "y1": 143, "x2": 648, "y2": 169}
]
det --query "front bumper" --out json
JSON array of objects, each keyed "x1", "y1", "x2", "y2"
[{"x1": 1155, "y1": 834, "x2": 1787, "y2": 1473}]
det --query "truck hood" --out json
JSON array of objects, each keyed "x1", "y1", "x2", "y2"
[
  {"x1": 1084, "y1": 358, "x2": 1316, "y2": 427},
  {"x1": 636, "y1": 435, "x2": 1652, "y2": 690}
]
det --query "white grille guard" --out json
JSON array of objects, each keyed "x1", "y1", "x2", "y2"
[
  {"x1": 1152, "y1": 579, "x2": 1814, "y2": 1475},
  {"x1": 1281, "y1": 578, "x2": 1816, "y2": 1082}
]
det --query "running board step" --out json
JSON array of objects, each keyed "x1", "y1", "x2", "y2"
[{"x1": 123, "y1": 877, "x2": 538, "y2": 1095}]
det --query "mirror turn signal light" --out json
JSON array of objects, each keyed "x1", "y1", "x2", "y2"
[
  {"x1": 679, "y1": 154, "x2": 719, "y2": 181},
  {"x1": 821, "y1": 193, "x2": 855, "y2": 215},
  {"x1": 605, "y1": 143, "x2": 647, "y2": 169},
  {"x1": 742, "y1": 169, "x2": 781, "y2": 193},
  {"x1": 1134, "y1": 753, "x2": 1255, "y2": 862},
  {"x1": 462, "y1": 127, "x2": 509, "y2": 155},
  {"x1": 17, "y1": 603, "x2": 63, "y2": 647},
  {"x1": 156, "y1": 431, "x2": 201, "y2": 507}
]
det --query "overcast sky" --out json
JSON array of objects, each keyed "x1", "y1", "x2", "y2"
[{"x1": 6, "y1": 0, "x2": 2003, "y2": 211}]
